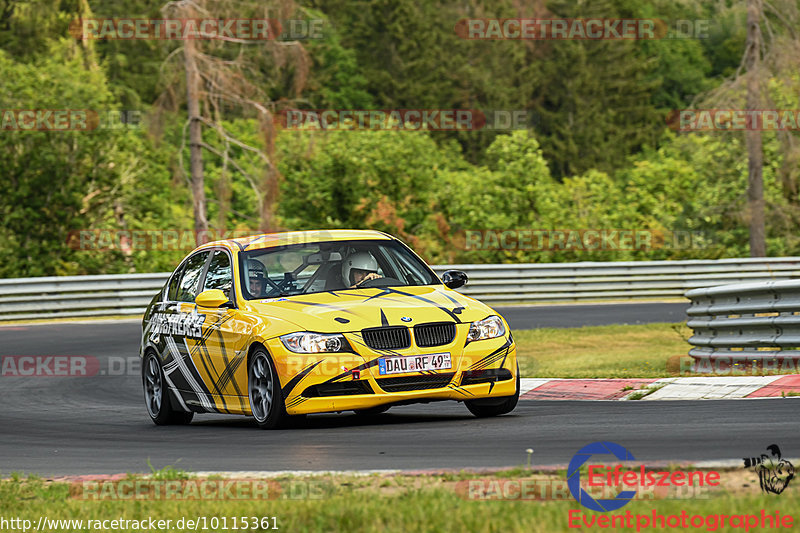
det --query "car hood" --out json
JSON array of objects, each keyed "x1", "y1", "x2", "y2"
[{"x1": 244, "y1": 285, "x2": 496, "y2": 333}]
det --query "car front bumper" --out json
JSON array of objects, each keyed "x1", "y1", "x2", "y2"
[{"x1": 265, "y1": 328, "x2": 518, "y2": 415}]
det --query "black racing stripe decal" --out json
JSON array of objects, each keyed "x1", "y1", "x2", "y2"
[
  {"x1": 206, "y1": 312, "x2": 247, "y2": 412},
  {"x1": 375, "y1": 288, "x2": 463, "y2": 323},
  {"x1": 167, "y1": 335, "x2": 218, "y2": 412},
  {"x1": 448, "y1": 383, "x2": 475, "y2": 397},
  {"x1": 280, "y1": 300, "x2": 360, "y2": 315},
  {"x1": 218, "y1": 355, "x2": 246, "y2": 412},
  {"x1": 439, "y1": 291, "x2": 467, "y2": 314},
  {"x1": 286, "y1": 396, "x2": 309, "y2": 409},
  {"x1": 188, "y1": 331, "x2": 230, "y2": 411},
  {"x1": 208, "y1": 313, "x2": 242, "y2": 396},
  {"x1": 215, "y1": 350, "x2": 246, "y2": 397},
  {"x1": 440, "y1": 291, "x2": 462, "y2": 306},
  {"x1": 380, "y1": 309, "x2": 390, "y2": 327},
  {"x1": 281, "y1": 360, "x2": 325, "y2": 399},
  {"x1": 322, "y1": 358, "x2": 381, "y2": 384},
  {"x1": 189, "y1": 316, "x2": 232, "y2": 405},
  {"x1": 363, "y1": 288, "x2": 393, "y2": 301},
  {"x1": 467, "y1": 338, "x2": 513, "y2": 370},
  {"x1": 173, "y1": 335, "x2": 216, "y2": 398},
  {"x1": 242, "y1": 235, "x2": 270, "y2": 250},
  {"x1": 470, "y1": 352, "x2": 506, "y2": 371},
  {"x1": 331, "y1": 290, "x2": 371, "y2": 297}
]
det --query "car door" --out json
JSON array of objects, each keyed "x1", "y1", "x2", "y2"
[
  {"x1": 189, "y1": 248, "x2": 251, "y2": 415},
  {"x1": 164, "y1": 250, "x2": 217, "y2": 412}
]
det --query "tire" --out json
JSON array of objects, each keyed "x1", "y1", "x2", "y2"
[
  {"x1": 248, "y1": 348, "x2": 288, "y2": 429},
  {"x1": 143, "y1": 352, "x2": 194, "y2": 426},
  {"x1": 464, "y1": 366, "x2": 519, "y2": 418}
]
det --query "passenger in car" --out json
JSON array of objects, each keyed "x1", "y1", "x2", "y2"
[{"x1": 247, "y1": 259, "x2": 267, "y2": 297}]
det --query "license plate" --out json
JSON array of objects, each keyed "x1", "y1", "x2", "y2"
[{"x1": 378, "y1": 353, "x2": 452, "y2": 375}]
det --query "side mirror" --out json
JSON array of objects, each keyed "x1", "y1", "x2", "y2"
[
  {"x1": 442, "y1": 270, "x2": 468, "y2": 290},
  {"x1": 195, "y1": 289, "x2": 234, "y2": 309}
]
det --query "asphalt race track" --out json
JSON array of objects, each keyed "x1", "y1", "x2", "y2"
[{"x1": 3, "y1": 303, "x2": 795, "y2": 477}]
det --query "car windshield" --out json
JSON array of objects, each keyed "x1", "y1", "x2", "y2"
[{"x1": 239, "y1": 239, "x2": 439, "y2": 299}]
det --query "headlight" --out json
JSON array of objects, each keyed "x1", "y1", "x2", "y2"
[
  {"x1": 467, "y1": 315, "x2": 505, "y2": 342},
  {"x1": 280, "y1": 332, "x2": 348, "y2": 353}
]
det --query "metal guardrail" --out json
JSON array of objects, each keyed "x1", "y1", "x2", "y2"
[
  {"x1": 686, "y1": 279, "x2": 800, "y2": 361},
  {"x1": 2, "y1": 257, "x2": 800, "y2": 321},
  {"x1": 0, "y1": 273, "x2": 170, "y2": 321}
]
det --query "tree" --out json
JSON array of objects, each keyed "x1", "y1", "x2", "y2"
[
  {"x1": 0, "y1": 45, "x2": 129, "y2": 276},
  {"x1": 743, "y1": 0, "x2": 766, "y2": 256},
  {"x1": 524, "y1": 0, "x2": 661, "y2": 179},
  {"x1": 156, "y1": 0, "x2": 309, "y2": 234},
  {"x1": 701, "y1": 0, "x2": 800, "y2": 256}
]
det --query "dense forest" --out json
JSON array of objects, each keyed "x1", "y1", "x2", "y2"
[{"x1": 1, "y1": 0, "x2": 800, "y2": 277}]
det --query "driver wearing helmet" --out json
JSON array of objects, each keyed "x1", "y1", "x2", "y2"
[
  {"x1": 247, "y1": 259, "x2": 267, "y2": 297},
  {"x1": 342, "y1": 251, "x2": 382, "y2": 288}
]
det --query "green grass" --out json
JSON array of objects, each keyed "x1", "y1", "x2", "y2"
[
  {"x1": 514, "y1": 323, "x2": 690, "y2": 378},
  {"x1": 513, "y1": 322, "x2": 800, "y2": 379},
  {"x1": 627, "y1": 383, "x2": 667, "y2": 400},
  {"x1": 146, "y1": 459, "x2": 192, "y2": 481},
  {"x1": 1, "y1": 471, "x2": 797, "y2": 533}
]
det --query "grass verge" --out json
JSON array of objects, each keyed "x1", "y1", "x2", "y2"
[
  {"x1": 514, "y1": 322, "x2": 800, "y2": 379},
  {"x1": 514, "y1": 323, "x2": 690, "y2": 378},
  {"x1": 1, "y1": 469, "x2": 796, "y2": 533}
]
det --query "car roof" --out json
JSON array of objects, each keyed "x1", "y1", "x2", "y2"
[{"x1": 197, "y1": 229, "x2": 394, "y2": 254}]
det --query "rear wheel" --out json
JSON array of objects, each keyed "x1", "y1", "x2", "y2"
[
  {"x1": 249, "y1": 348, "x2": 288, "y2": 429},
  {"x1": 464, "y1": 366, "x2": 519, "y2": 418},
  {"x1": 143, "y1": 352, "x2": 193, "y2": 425}
]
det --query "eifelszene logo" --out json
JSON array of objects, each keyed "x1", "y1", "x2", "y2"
[
  {"x1": 567, "y1": 441, "x2": 720, "y2": 512},
  {"x1": 743, "y1": 445, "x2": 795, "y2": 495},
  {"x1": 568, "y1": 441, "x2": 637, "y2": 512}
]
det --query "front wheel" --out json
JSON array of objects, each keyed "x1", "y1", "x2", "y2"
[
  {"x1": 143, "y1": 352, "x2": 193, "y2": 425},
  {"x1": 464, "y1": 367, "x2": 519, "y2": 418},
  {"x1": 248, "y1": 348, "x2": 288, "y2": 429}
]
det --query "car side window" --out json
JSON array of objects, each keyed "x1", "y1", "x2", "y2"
[
  {"x1": 203, "y1": 250, "x2": 233, "y2": 300},
  {"x1": 166, "y1": 264, "x2": 184, "y2": 301},
  {"x1": 176, "y1": 251, "x2": 209, "y2": 302}
]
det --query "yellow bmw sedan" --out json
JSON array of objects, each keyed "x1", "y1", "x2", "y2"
[{"x1": 140, "y1": 229, "x2": 518, "y2": 429}]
